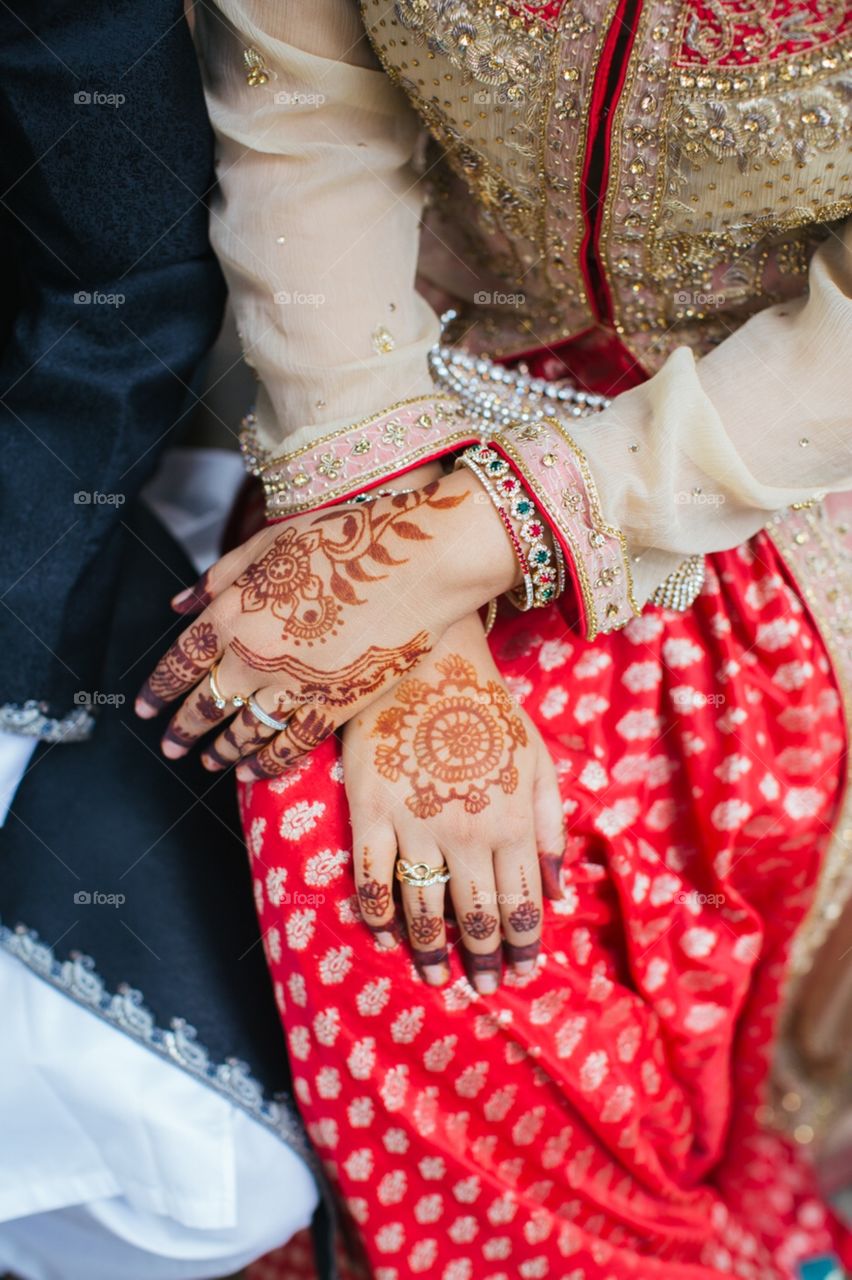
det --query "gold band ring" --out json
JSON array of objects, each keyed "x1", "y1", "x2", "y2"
[
  {"x1": 208, "y1": 659, "x2": 249, "y2": 711},
  {"x1": 395, "y1": 858, "x2": 451, "y2": 888}
]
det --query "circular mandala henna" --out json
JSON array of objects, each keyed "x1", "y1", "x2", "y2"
[{"x1": 372, "y1": 654, "x2": 527, "y2": 817}]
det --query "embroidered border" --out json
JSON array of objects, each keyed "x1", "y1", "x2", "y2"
[
  {"x1": 245, "y1": 397, "x2": 477, "y2": 518},
  {"x1": 490, "y1": 416, "x2": 640, "y2": 639},
  {"x1": 0, "y1": 919, "x2": 321, "y2": 1170},
  {"x1": 0, "y1": 701, "x2": 95, "y2": 743}
]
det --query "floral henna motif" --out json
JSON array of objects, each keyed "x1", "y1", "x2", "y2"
[
  {"x1": 235, "y1": 525, "x2": 340, "y2": 646},
  {"x1": 235, "y1": 482, "x2": 466, "y2": 646},
  {"x1": 409, "y1": 891, "x2": 444, "y2": 948},
  {"x1": 357, "y1": 849, "x2": 392, "y2": 920},
  {"x1": 507, "y1": 867, "x2": 542, "y2": 934},
  {"x1": 139, "y1": 622, "x2": 220, "y2": 711},
  {"x1": 463, "y1": 887, "x2": 499, "y2": 940},
  {"x1": 372, "y1": 654, "x2": 527, "y2": 818},
  {"x1": 230, "y1": 633, "x2": 432, "y2": 707}
]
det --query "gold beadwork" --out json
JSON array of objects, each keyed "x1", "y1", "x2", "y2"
[{"x1": 243, "y1": 47, "x2": 270, "y2": 87}]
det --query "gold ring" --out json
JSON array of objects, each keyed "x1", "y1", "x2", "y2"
[
  {"x1": 208, "y1": 659, "x2": 249, "y2": 711},
  {"x1": 395, "y1": 858, "x2": 451, "y2": 888}
]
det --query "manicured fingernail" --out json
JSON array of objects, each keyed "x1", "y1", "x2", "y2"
[
  {"x1": 161, "y1": 739, "x2": 186, "y2": 759},
  {"x1": 473, "y1": 972, "x2": 498, "y2": 995},
  {"x1": 514, "y1": 959, "x2": 537, "y2": 975},
  {"x1": 171, "y1": 588, "x2": 192, "y2": 607},
  {"x1": 421, "y1": 964, "x2": 450, "y2": 987},
  {"x1": 135, "y1": 698, "x2": 157, "y2": 719},
  {"x1": 375, "y1": 930, "x2": 398, "y2": 949},
  {"x1": 201, "y1": 754, "x2": 223, "y2": 771}
]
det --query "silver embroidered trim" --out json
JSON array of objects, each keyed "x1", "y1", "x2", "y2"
[
  {"x1": 0, "y1": 701, "x2": 95, "y2": 743},
  {"x1": 0, "y1": 920, "x2": 316, "y2": 1165}
]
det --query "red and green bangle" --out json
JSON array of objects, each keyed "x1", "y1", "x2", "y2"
[{"x1": 456, "y1": 444, "x2": 562, "y2": 610}]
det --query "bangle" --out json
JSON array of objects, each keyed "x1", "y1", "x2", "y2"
[
  {"x1": 457, "y1": 452, "x2": 535, "y2": 609},
  {"x1": 457, "y1": 445, "x2": 560, "y2": 610}
]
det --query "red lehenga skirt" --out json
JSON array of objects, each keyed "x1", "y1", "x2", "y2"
[{"x1": 237, "y1": 350, "x2": 852, "y2": 1277}]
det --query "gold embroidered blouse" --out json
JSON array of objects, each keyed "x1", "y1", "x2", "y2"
[{"x1": 192, "y1": 0, "x2": 852, "y2": 607}]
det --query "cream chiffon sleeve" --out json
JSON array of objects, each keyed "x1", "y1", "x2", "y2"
[{"x1": 193, "y1": 0, "x2": 852, "y2": 619}]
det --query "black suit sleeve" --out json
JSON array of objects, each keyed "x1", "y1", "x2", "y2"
[{"x1": 0, "y1": 0, "x2": 226, "y2": 736}]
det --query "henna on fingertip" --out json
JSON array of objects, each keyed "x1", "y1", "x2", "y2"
[
  {"x1": 201, "y1": 741, "x2": 234, "y2": 770},
  {"x1": 171, "y1": 571, "x2": 213, "y2": 614},
  {"x1": 411, "y1": 944, "x2": 450, "y2": 970},
  {"x1": 539, "y1": 850, "x2": 566, "y2": 900},
  {"x1": 504, "y1": 939, "x2": 541, "y2": 967}
]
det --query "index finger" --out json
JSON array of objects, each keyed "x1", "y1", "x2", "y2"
[{"x1": 135, "y1": 616, "x2": 223, "y2": 718}]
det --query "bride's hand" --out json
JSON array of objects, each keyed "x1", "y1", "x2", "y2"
[
  {"x1": 133, "y1": 474, "x2": 518, "y2": 777},
  {"x1": 342, "y1": 613, "x2": 566, "y2": 993}
]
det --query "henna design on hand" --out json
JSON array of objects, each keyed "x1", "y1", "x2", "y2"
[
  {"x1": 507, "y1": 867, "x2": 542, "y2": 934},
  {"x1": 371, "y1": 654, "x2": 527, "y2": 818},
  {"x1": 409, "y1": 890, "x2": 444, "y2": 948},
  {"x1": 357, "y1": 848, "x2": 391, "y2": 920},
  {"x1": 139, "y1": 622, "x2": 220, "y2": 712},
  {"x1": 242, "y1": 707, "x2": 336, "y2": 779},
  {"x1": 231, "y1": 633, "x2": 432, "y2": 707},
  {"x1": 234, "y1": 482, "x2": 466, "y2": 646},
  {"x1": 463, "y1": 883, "x2": 499, "y2": 940}
]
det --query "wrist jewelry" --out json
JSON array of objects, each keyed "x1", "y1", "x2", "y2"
[{"x1": 457, "y1": 444, "x2": 560, "y2": 610}]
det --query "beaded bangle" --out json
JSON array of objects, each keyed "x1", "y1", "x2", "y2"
[
  {"x1": 457, "y1": 452, "x2": 535, "y2": 610},
  {"x1": 457, "y1": 444, "x2": 560, "y2": 610}
]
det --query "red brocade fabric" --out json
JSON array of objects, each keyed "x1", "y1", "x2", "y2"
[{"x1": 240, "y1": 533, "x2": 852, "y2": 1279}]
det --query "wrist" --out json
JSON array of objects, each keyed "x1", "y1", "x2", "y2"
[{"x1": 417, "y1": 470, "x2": 523, "y2": 626}]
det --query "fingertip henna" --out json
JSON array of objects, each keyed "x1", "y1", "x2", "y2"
[
  {"x1": 504, "y1": 939, "x2": 540, "y2": 967},
  {"x1": 539, "y1": 851, "x2": 566, "y2": 900},
  {"x1": 172, "y1": 572, "x2": 213, "y2": 614}
]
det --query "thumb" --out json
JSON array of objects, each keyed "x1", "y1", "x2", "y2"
[
  {"x1": 171, "y1": 526, "x2": 270, "y2": 613},
  {"x1": 532, "y1": 734, "x2": 567, "y2": 900}
]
